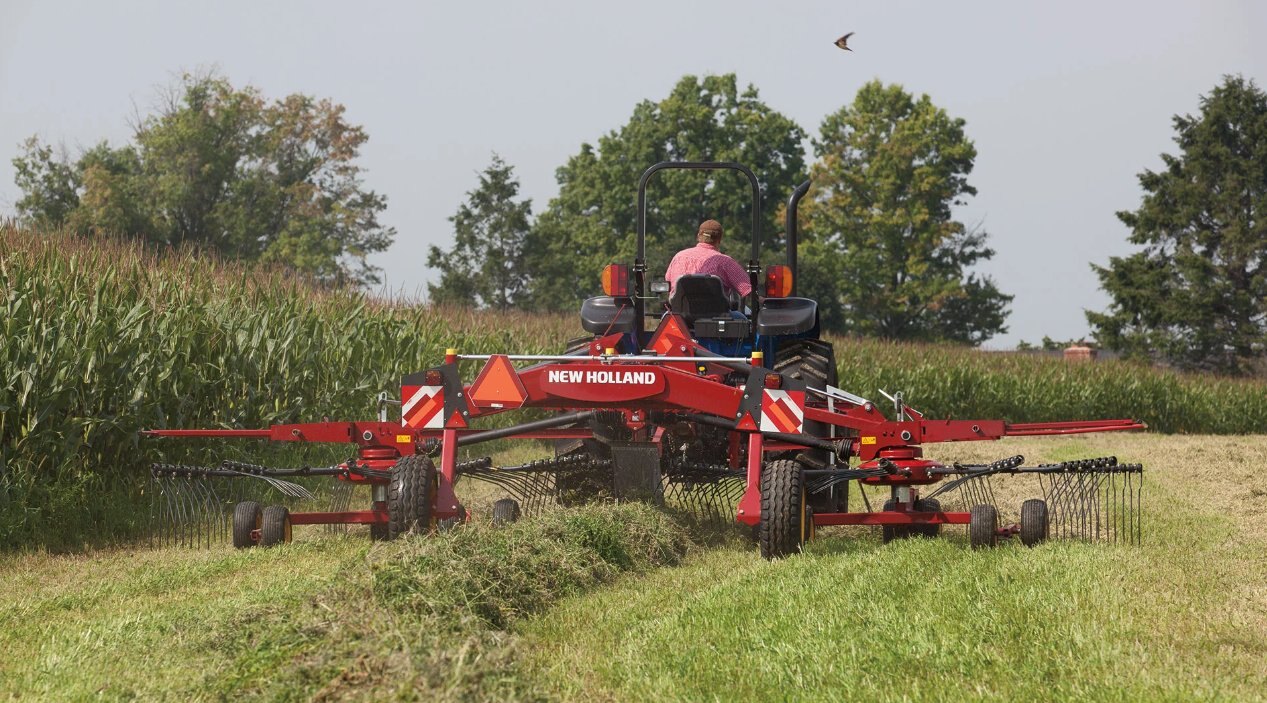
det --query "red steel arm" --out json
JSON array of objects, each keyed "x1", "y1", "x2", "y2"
[{"x1": 1003, "y1": 418, "x2": 1147, "y2": 436}]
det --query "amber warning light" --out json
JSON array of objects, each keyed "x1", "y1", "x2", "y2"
[{"x1": 602, "y1": 264, "x2": 629, "y2": 297}]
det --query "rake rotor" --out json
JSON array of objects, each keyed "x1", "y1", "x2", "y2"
[
  {"x1": 925, "y1": 455, "x2": 1144, "y2": 543},
  {"x1": 149, "y1": 462, "x2": 341, "y2": 547}
]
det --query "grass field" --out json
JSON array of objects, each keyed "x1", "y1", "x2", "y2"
[{"x1": 2, "y1": 433, "x2": 1265, "y2": 701}]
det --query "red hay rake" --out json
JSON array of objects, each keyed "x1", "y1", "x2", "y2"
[
  {"x1": 144, "y1": 317, "x2": 1145, "y2": 558},
  {"x1": 144, "y1": 161, "x2": 1145, "y2": 557}
]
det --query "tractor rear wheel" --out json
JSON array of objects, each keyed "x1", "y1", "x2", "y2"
[
  {"x1": 760, "y1": 459, "x2": 812, "y2": 559},
  {"x1": 260, "y1": 505, "x2": 292, "y2": 546},
  {"x1": 491, "y1": 498, "x2": 522, "y2": 526},
  {"x1": 773, "y1": 338, "x2": 838, "y2": 388},
  {"x1": 232, "y1": 501, "x2": 262, "y2": 549},
  {"x1": 387, "y1": 454, "x2": 436, "y2": 539},
  {"x1": 1020, "y1": 498, "x2": 1049, "y2": 547},
  {"x1": 969, "y1": 504, "x2": 999, "y2": 549},
  {"x1": 773, "y1": 339, "x2": 842, "y2": 513}
]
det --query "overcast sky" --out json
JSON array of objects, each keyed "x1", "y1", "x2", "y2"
[{"x1": 2, "y1": 0, "x2": 1263, "y2": 347}]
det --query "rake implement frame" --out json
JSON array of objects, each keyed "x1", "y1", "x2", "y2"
[{"x1": 143, "y1": 315, "x2": 1145, "y2": 555}]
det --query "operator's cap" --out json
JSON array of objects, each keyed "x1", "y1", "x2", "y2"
[{"x1": 697, "y1": 219, "x2": 723, "y2": 243}]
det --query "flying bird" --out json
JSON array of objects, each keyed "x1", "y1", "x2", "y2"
[{"x1": 834, "y1": 32, "x2": 854, "y2": 51}]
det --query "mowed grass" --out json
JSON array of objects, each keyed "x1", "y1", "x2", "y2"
[
  {"x1": 521, "y1": 433, "x2": 1267, "y2": 702},
  {"x1": 0, "y1": 504, "x2": 696, "y2": 701},
  {"x1": 2, "y1": 434, "x2": 1264, "y2": 701},
  {"x1": 0, "y1": 535, "x2": 367, "y2": 699}
]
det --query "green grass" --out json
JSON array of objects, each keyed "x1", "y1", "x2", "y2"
[
  {"x1": 0, "y1": 503, "x2": 695, "y2": 701},
  {"x1": 519, "y1": 433, "x2": 1267, "y2": 702},
  {"x1": 3, "y1": 435, "x2": 1265, "y2": 701}
]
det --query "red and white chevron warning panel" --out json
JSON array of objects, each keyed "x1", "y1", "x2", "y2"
[
  {"x1": 760, "y1": 389, "x2": 805, "y2": 434},
  {"x1": 401, "y1": 384, "x2": 445, "y2": 429}
]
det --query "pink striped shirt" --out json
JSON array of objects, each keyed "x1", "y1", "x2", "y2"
[{"x1": 664, "y1": 243, "x2": 753, "y2": 297}]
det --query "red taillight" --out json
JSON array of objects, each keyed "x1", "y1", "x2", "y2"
[
  {"x1": 764, "y1": 265, "x2": 793, "y2": 297},
  {"x1": 602, "y1": 264, "x2": 629, "y2": 297}
]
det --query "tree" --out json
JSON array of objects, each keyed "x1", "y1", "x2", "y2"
[
  {"x1": 524, "y1": 74, "x2": 807, "y2": 310},
  {"x1": 426, "y1": 155, "x2": 532, "y2": 309},
  {"x1": 799, "y1": 81, "x2": 1011, "y2": 344},
  {"x1": 11, "y1": 72, "x2": 393, "y2": 284},
  {"x1": 1088, "y1": 76, "x2": 1267, "y2": 375}
]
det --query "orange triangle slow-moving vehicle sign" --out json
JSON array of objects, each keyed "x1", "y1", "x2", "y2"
[
  {"x1": 649, "y1": 314, "x2": 693, "y2": 356},
  {"x1": 468, "y1": 354, "x2": 528, "y2": 410}
]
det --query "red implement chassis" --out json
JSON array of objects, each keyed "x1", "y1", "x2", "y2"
[{"x1": 145, "y1": 314, "x2": 1145, "y2": 557}]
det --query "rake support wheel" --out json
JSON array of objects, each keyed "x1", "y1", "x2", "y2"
[
  {"x1": 388, "y1": 454, "x2": 436, "y2": 539},
  {"x1": 260, "y1": 505, "x2": 292, "y2": 547},
  {"x1": 438, "y1": 505, "x2": 468, "y2": 532},
  {"x1": 880, "y1": 498, "x2": 908, "y2": 544},
  {"x1": 760, "y1": 459, "x2": 812, "y2": 559},
  {"x1": 232, "y1": 501, "x2": 262, "y2": 549},
  {"x1": 915, "y1": 498, "x2": 942, "y2": 538},
  {"x1": 969, "y1": 504, "x2": 999, "y2": 549},
  {"x1": 491, "y1": 498, "x2": 522, "y2": 526},
  {"x1": 1020, "y1": 498, "x2": 1049, "y2": 547}
]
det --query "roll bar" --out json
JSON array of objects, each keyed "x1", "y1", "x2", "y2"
[{"x1": 634, "y1": 162, "x2": 763, "y2": 342}]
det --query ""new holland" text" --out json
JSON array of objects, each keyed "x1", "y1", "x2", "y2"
[{"x1": 546, "y1": 369, "x2": 657, "y2": 385}]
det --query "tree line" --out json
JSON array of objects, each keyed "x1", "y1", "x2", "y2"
[
  {"x1": 12, "y1": 72, "x2": 1267, "y2": 373},
  {"x1": 431, "y1": 75, "x2": 1012, "y2": 346}
]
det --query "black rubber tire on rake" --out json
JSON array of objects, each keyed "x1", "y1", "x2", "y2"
[
  {"x1": 915, "y1": 498, "x2": 942, "y2": 539},
  {"x1": 760, "y1": 459, "x2": 811, "y2": 559},
  {"x1": 1020, "y1": 498, "x2": 1049, "y2": 547},
  {"x1": 438, "y1": 505, "x2": 467, "y2": 533},
  {"x1": 232, "y1": 501, "x2": 262, "y2": 549},
  {"x1": 491, "y1": 498, "x2": 522, "y2": 526},
  {"x1": 261, "y1": 505, "x2": 292, "y2": 547},
  {"x1": 969, "y1": 504, "x2": 998, "y2": 549},
  {"x1": 388, "y1": 454, "x2": 436, "y2": 539},
  {"x1": 880, "y1": 498, "x2": 908, "y2": 544}
]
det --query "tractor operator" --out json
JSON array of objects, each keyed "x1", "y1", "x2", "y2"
[{"x1": 664, "y1": 219, "x2": 753, "y2": 298}]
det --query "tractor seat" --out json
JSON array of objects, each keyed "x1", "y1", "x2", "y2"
[{"x1": 668, "y1": 275, "x2": 750, "y2": 339}]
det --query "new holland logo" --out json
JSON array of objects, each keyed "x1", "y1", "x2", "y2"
[{"x1": 546, "y1": 369, "x2": 658, "y2": 385}]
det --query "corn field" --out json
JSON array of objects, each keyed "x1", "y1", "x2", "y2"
[{"x1": 3, "y1": 223, "x2": 1266, "y2": 549}]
